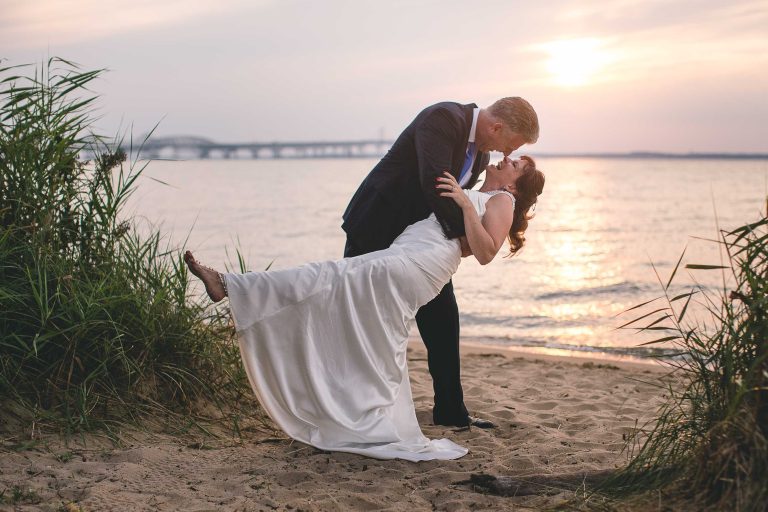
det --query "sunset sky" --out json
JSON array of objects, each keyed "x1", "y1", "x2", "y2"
[{"x1": 2, "y1": 0, "x2": 767, "y2": 153}]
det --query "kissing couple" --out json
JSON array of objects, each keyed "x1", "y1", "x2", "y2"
[{"x1": 186, "y1": 97, "x2": 544, "y2": 461}]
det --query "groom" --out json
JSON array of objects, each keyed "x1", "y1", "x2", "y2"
[{"x1": 342, "y1": 98, "x2": 539, "y2": 428}]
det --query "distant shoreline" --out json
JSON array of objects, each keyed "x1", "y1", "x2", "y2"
[
  {"x1": 104, "y1": 136, "x2": 768, "y2": 161},
  {"x1": 120, "y1": 151, "x2": 768, "y2": 161},
  {"x1": 531, "y1": 151, "x2": 768, "y2": 160},
  {"x1": 533, "y1": 151, "x2": 768, "y2": 160}
]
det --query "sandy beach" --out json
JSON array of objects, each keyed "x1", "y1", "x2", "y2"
[{"x1": 1, "y1": 343, "x2": 668, "y2": 511}]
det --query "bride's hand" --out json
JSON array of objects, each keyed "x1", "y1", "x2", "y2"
[{"x1": 436, "y1": 172, "x2": 471, "y2": 210}]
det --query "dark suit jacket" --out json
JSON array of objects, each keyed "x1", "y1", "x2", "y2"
[{"x1": 342, "y1": 102, "x2": 490, "y2": 252}]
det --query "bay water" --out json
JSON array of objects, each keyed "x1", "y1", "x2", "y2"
[{"x1": 126, "y1": 157, "x2": 768, "y2": 361}]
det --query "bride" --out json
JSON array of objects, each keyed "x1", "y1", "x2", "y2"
[{"x1": 185, "y1": 157, "x2": 545, "y2": 461}]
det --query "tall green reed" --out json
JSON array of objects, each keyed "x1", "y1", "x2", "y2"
[
  {"x1": 611, "y1": 206, "x2": 768, "y2": 510},
  {"x1": 0, "y1": 58, "x2": 253, "y2": 434}
]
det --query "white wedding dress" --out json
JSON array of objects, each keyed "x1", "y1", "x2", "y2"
[{"x1": 224, "y1": 190, "x2": 510, "y2": 461}]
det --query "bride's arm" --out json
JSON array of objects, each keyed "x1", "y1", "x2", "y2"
[{"x1": 437, "y1": 173, "x2": 514, "y2": 265}]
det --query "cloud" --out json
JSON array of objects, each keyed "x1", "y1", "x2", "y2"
[{"x1": 0, "y1": 0, "x2": 256, "y2": 49}]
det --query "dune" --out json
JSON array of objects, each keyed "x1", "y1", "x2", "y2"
[{"x1": 0, "y1": 342, "x2": 668, "y2": 511}]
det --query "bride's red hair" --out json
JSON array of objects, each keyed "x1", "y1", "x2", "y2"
[{"x1": 506, "y1": 155, "x2": 545, "y2": 257}]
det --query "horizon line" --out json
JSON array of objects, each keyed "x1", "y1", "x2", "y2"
[
  {"x1": 130, "y1": 136, "x2": 768, "y2": 160},
  {"x1": 528, "y1": 151, "x2": 768, "y2": 159}
]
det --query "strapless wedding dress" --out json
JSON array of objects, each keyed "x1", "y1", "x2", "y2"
[{"x1": 224, "y1": 190, "x2": 508, "y2": 461}]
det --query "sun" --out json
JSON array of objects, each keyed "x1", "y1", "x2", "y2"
[{"x1": 540, "y1": 38, "x2": 614, "y2": 87}]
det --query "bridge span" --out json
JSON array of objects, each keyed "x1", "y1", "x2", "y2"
[{"x1": 128, "y1": 136, "x2": 393, "y2": 160}]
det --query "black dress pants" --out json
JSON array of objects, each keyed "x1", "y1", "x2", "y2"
[{"x1": 344, "y1": 237, "x2": 470, "y2": 427}]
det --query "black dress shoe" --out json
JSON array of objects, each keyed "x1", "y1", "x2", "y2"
[{"x1": 469, "y1": 416, "x2": 497, "y2": 429}]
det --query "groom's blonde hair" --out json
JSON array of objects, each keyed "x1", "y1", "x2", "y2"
[{"x1": 488, "y1": 97, "x2": 539, "y2": 144}]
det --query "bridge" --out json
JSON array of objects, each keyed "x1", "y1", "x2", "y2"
[{"x1": 124, "y1": 136, "x2": 394, "y2": 160}]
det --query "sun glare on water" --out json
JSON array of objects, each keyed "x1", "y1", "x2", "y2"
[{"x1": 540, "y1": 38, "x2": 615, "y2": 87}]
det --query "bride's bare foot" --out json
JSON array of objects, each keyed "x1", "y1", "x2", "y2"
[{"x1": 184, "y1": 250, "x2": 227, "y2": 302}]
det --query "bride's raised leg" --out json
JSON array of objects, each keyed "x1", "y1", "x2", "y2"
[{"x1": 183, "y1": 250, "x2": 227, "y2": 302}]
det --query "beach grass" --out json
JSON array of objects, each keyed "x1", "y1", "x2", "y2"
[
  {"x1": 0, "y1": 58, "x2": 257, "y2": 438},
  {"x1": 603, "y1": 205, "x2": 768, "y2": 510}
]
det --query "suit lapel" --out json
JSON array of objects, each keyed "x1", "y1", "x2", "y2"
[
  {"x1": 456, "y1": 103, "x2": 478, "y2": 182},
  {"x1": 462, "y1": 103, "x2": 475, "y2": 134}
]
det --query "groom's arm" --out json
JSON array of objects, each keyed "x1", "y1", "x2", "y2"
[{"x1": 414, "y1": 108, "x2": 466, "y2": 239}]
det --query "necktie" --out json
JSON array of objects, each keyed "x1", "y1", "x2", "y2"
[{"x1": 458, "y1": 142, "x2": 476, "y2": 187}]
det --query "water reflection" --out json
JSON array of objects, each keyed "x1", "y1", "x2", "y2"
[
  {"x1": 535, "y1": 159, "x2": 623, "y2": 295},
  {"x1": 534, "y1": 301, "x2": 620, "y2": 322}
]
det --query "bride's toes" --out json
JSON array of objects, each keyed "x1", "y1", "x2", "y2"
[{"x1": 184, "y1": 250, "x2": 200, "y2": 272}]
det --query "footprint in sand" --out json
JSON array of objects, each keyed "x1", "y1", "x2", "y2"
[{"x1": 527, "y1": 401, "x2": 559, "y2": 411}]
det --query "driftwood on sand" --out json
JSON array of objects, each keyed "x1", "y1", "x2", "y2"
[{"x1": 463, "y1": 469, "x2": 616, "y2": 497}]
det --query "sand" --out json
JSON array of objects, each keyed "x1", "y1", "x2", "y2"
[{"x1": 0, "y1": 343, "x2": 669, "y2": 511}]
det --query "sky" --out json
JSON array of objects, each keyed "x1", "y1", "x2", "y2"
[{"x1": 2, "y1": 0, "x2": 767, "y2": 153}]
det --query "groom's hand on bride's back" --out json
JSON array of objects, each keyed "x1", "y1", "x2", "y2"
[{"x1": 459, "y1": 237, "x2": 472, "y2": 257}]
